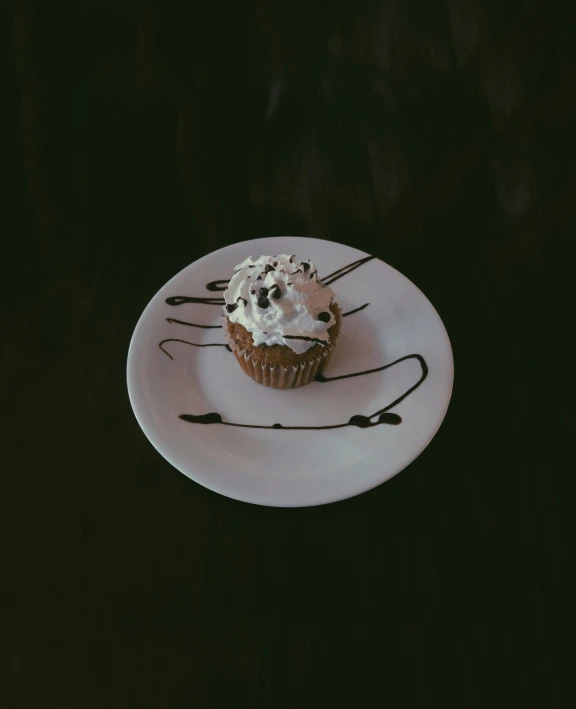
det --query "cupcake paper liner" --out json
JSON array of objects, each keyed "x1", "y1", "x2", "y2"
[{"x1": 224, "y1": 307, "x2": 341, "y2": 389}]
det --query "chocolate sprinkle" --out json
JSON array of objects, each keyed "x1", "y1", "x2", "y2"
[
  {"x1": 318, "y1": 311, "x2": 331, "y2": 322},
  {"x1": 226, "y1": 304, "x2": 237, "y2": 314},
  {"x1": 237, "y1": 297, "x2": 247, "y2": 307},
  {"x1": 269, "y1": 285, "x2": 281, "y2": 299},
  {"x1": 260, "y1": 287, "x2": 269, "y2": 297},
  {"x1": 265, "y1": 264, "x2": 275, "y2": 273},
  {"x1": 257, "y1": 296, "x2": 270, "y2": 309},
  {"x1": 302, "y1": 262, "x2": 311, "y2": 272},
  {"x1": 289, "y1": 255, "x2": 295, "y2": 263},
  {"x1": 291, "y1": 269, "x2": 302, "y2": 276}
]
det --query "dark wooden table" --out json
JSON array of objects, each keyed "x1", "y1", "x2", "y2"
[{"x1": 3, "y1": 3, "x2": 574, "y2": 707}]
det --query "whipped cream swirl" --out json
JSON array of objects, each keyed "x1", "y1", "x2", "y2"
[{"x1": 223, "y1": 254, "x2": 336, "y2": 354}]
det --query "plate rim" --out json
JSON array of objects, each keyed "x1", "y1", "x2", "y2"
[{"x1": 127, "y1": 236, "x2": 454, "y2": 507}]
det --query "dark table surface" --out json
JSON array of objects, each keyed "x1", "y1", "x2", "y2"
[{"x1": 3, "y1": 2, "x2": 574, "y2": 707}]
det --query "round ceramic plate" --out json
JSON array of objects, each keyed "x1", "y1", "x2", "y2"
[{"x1": 127, "y1": 237, "x2": 453, "y2": 507}]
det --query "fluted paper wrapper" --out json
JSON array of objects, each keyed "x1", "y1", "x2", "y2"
[{"x1": 224, "y1": 310, "x2": 341, "y2": 389}]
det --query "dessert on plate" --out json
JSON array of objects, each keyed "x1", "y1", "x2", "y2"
[{"x1": 223, "y1": 254, "x2": 341, "y2": 388}]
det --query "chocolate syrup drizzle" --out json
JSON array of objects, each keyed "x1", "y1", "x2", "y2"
[
  {"x1": 165, "y1": 295, "x2": 224, "y2": 306},
  {"x1": 179, "y1": 412, "x2": 401, "y2": 429},
  {"x1": 164, "y1": 301, "x2": 369, "y2": 331},
  {"x1": 170, "y1": 255, "x2": 376, "y2": 306},
  {"x1": 205, "y1": 280, "x2": 228, "y2": 292},
  {"x1": 342, "y1": 302, "x2": 370, "y2": 317},
  {"x1": 284, "y1": 334, "x2": 325, "y2": 344},
  {"x1": 159, "y1": 338, "x2": 231, "y2": 360},
  {"x1": 161, "y1": 253, "x2": 428, "y2": 430},
  {"x1": 166, "y1": 318, "x2": 222, "y2": 329},
  {"x1": 179, "y1": 354, "x2": 426, "y2": 429},
  {"x1": 321, "y1": 255, "x2": 375, "y2": 286}
]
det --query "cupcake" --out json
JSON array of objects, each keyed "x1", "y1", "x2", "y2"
[{"x1": 223, "y1": 254, "x2": 342, "y2": 388}]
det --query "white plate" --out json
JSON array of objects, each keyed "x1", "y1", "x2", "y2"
[{"x1": 127, "y1": 237, "x2": 453, "y2": 507}]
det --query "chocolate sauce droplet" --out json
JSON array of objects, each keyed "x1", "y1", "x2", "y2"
[
  {"x1": 250, "y1": 290, "x2": 255, "y2": 296},
  {"x1": 273, "y1": 262, "x2": 278, "y2": 267},
  {"x1": 265, "y1": 264, "x2": 275, "y2": 273},
  {"x1": 302, "y1": 262, "x2": 311, "y2": 272},
  {"x1": 349, "y1": 415, "x2": 373, "y2": 428},
  {"x1": 237, "y1": 297, "x2": 247, "y2": 307},
  {"x1": 289, "y1": 255, "x2": 295, "y2": 263},
  {"x1": 226, "y1": 304, "x2": 237, "y2": 313},
  {"x1": 260, "y1": 287, "x2": 269, "y2": 297},
  {"x1": 379, "y1": 413, "x2": 402, "y2": 425},
  {"x1": 318, "y1": 311, "x2": 331, "y2": 322},
  {"x1": 256, "y1": 275, "x2": 263, "y2": 281},
  {"x1": 269, "y1": 285, "x2": 281, "y2": 299},
  {"x1": 180, "y1": 413, "x2": 222, "y2": 424},
  {"x1": 258, "y1": 296, "x2": 270, "y2": 309}
]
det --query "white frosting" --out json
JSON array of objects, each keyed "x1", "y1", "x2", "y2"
[{"x1": 223, "y1": 254, "x2": 336, "y2": 354}]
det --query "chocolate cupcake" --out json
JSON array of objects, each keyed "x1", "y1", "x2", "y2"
[{"x1": 223, "y1": 254, "x2": 342, "y2": 388}]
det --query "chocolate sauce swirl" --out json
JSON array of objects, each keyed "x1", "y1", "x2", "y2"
[
  {"x1": 165, "y1": 305, "x2": 368, "y2": 330},
  {"x1": 316, "y1": 354, "x2": 428, "y2": 419},
  {"x1": 163, "y1": 253, "x2": 427, "y2": 431},
  {"x1": 166, "y1": 255, "x2": 375, "y2": 307},
  {"x1": 179, "y1": 411, "x2": 401, "y2": 429},
  {"x1": 179, "y1": 354, "x2": 427, "y2": 429}
]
